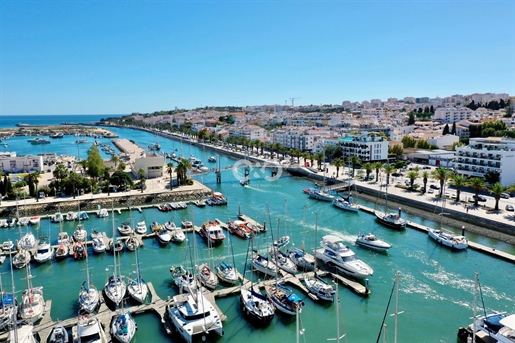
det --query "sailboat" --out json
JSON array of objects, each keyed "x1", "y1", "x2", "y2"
[
  {"x1": 56, "y1": 207, "x2": 70, "y2": 261},
  {"x1": 18, "y1": 263, "x2": 45, "y2": 323},
  {"x1": 376, "y1": 272, "x2": 403, "y2": 343},
  {"x1": 0, "y1": 273, "x2": 15, "y2": 331},
  {"x1": 332, "y1": 177, "x2": 359, "y2": 212},
  {"x1": 308, "y1": 158, "x2": 335, "y2": 201},
  {"x1": 196, "y1": 236, "x2": 218, "y2": 291},
  {"x1": 78, "y1": 240, "x2": 99, "y2": 313},
  {"x1": 375, "y1": 183, "x2": 407, "y2": 230},
  {"x1": 215, "y1": 226, "x2": 239, "y2": 285},
  {"x1": 327, "y1": 282, "x2": 346, "y2": 342},
  {"x1": 110, "y1": 305, "x2": 137, "y2": 343},
  {"x1": 304, "y1": 213, "x2": 335, "y2": 302},
  {"x1": 170, "y1": 209, "x2": 197, "y2": 293},
  {"x1": 127, "y1": 247, "x2": 149, "y2": 304},
  {"x1": 103, "y1": 204, "x2": 126, "y2": 307}
]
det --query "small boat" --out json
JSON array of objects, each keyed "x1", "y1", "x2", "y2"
[
  {"x1": 356, "y1": 233, "x2": 392, "y2": 252},
  {"x1": 29, "y1": 137, "x2": 51, "y2": 145},
  {"x1": 208, "y1": 156, "x2": 216, "y2": 163},
  {"x1": 51, "y1": 212, "x2": 64, "y2": 223},
  {"x1": 206, "y1": 192, "x2": 228, "y2": 206},
  {"x1": 194, "y1": 199, "x2": 206, "y2": 207},
  {"x1": 49, "y1": 325, "x2": 69, "y2": 343},
  {"x1": 76, "y1": 315, "x2": 107, "y2": 343},
  {"x1": 92, "y1": 238, "x2": 106, "y2": 254},
  {"x1": 272, "y1": 235, "x2": 290, "y2": 248},
  {"x1": 17, "y1": 232, "x2": 36, "y2": 250},
  {"x1": 109, "y1": 238, "x2": 124, "y2": 253},
  {"x1": 264, "y1": 283, "x2": 304, "y2": 315},
  {"x1": 197, "y1": 263, "x2": 218, "y2": 290},
  {"x1": 304, "y1": 273, "x2": 335, "y2": 302},
  {"x1": 110, "y1": 310, "x2": 137, "y2": 343},
  {"x1": 375, "y1": 210, "x2": 407, "y2": 230},
  {"x1": 428, "y1": 228, "x2": 468, "y2": 250},
  {"x1": 73, "y1": 241, "x2": 87, "y2": 260},
  {"x1": 157, "y1": 203, "x2": 171, "y2": 212},
  {"x1": 150, "y1": 221, "x2": 163, "y2": 232},
  {"x1": 12, "y1": 249, "x2": 31, "y2": 269},
  {"x1": 164, "y1": 221, "x2": 177, "y2": 231},
  {"x1": 50, "y1": 132, "x2": 64, "y2": 139},
  {"x1": 181, "y1": 220, "x2": 193, "y2": 229},
  {"x1": 55, "y1": 243, "x2": 69, "y2": 260},
  {"x1": 125, "y1": 236, "x2": 140, "y2": 251},
  {"x1": 97, "y1": 208, "x2": 109, "y2": 218},
  {"x1": 66, "y1": 211, "x2": 77, "y2": 221},
  {"x1": 170, "y1": 265, "x2": 197, "y2": 292},
  {"x1": 215, "y1": 261, "x2": 239, "y2": 285},
  {"x1": 199, "y1": 221, "x2": 226, "y2": 245},
  {"x1": 251, "y1": 250, "x2": 277, "y2": 276},
  {"x1": 29, "y1": 216, "x2": 41, "y2": 225},
  {"x1": 240, "y1": 285, "x2": 275, "y2": 325},
  {"x1": 58, "y1": 231, "x2": 70, "y2": 245},
  {"x1": 77, "y1": 211, "x2": 89, "y2": 220},
  {"x1": 1, "y1": 240, "x2": 14, "y2": 251},
  {"x1": 34, "y1": 236, "x2": 54, "y2": 263},
  {"x1": 332, "y1": 196, "x2": 359, "y2": 212},
  {"x1": 148, "y1": 142, "x2": 161, "y2": 151},
  {"x1": 156, "y1": 228, "x2": 171, "y2": 245},
  {"x1": 269, "y1": 248, "x2": 297, "y2": 274},
  {"x1": 170, "y1": 227, "x2": 186, "y2": 243},
  {"x1": 73, "y1": 225, "x2": 87, "y2": 242},
  {"x1": 227, "y1": 220, "x2": 252, "y2": 239},
  {"x1": 288, "y1": 247, "x2": 316, "y2": 272},
  {"x1": 17, "y1": 217, "x2": 30, "y2": 226},
  {"x1": 91, "y1": 230, "x2": 103, "y2": 240},
  {"x1": 75, "y1": 139, "x2": 89, "y2": 144},
  {"x1": 135, "y1": 221, "x2": 147, "y2": 235},
  {"x1": 308, "y1": 189, "x2": 335, "y2": 202},
  {"x1": 117, "y1": 222, "x2": 133, "y2": 236}
]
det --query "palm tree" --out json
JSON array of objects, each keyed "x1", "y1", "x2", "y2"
[
  {"x1": 77, "y1": 160, "x2": 88, "y2": 175},
  {"x1": 490, "y1": 182, "x2": 504, "y2": 211},
  {"x1": 110, "y1": 155, "x2": 120, "y2": 170},
  {"x1": 69, "y1": 172, "x2": 82, "y2": 199},
  {"x1": 302, "y1": 152, "x2": 310, "y2": 167},
  {"x1": 30, "y1": 171, "x2": 41, "y2": 202},
  {"x1": 166, "y1": 162, "x2": 174, "y2": 189},
  {"x1": 362, "y1": 162, "x2": 373, "y2": 181},
  {"x1": 53, "y1": 163, "x2": 69, "y2": 193},
  {"x1": 349, "y1": 155, "x2": 361, "y2": 177},
  {"x1": 382, "y1": 164, "x2": 396, "y2": 185},
  {"x1": 314, "y1": 152, "x2": 324, "y2": 171},
  {"x1": 431, "y1": 167, "x2": 451, "y2": 197},
  {"x1": 138, "y1": 168, "x2": 146, "y2": 193},
  {"x1": 468, "y1": 177, "x2": 485, "y2": 207},
  {"x1": 449, "y1": 174, "x2": 466, "y2": 202},
  {"x1": 333, "y1": 158, "x2": 344, "y2": 177},
  {"x1": 175, "y1": 158, "x2": 192, "y2": 186},
  {"x1": 422, "y1": 171, "x2": 429, "y2": 193},
  {"x1": 373, "y1": 161, "x2": 383, "y2": 182},
  {"x1": 406, "y1": 170, "x2": 419, "y2": 189}
]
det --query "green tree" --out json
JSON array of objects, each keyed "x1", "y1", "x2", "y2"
[
  {"x1": 490, "y1": 182, "x2": 504, "y2": 211},
  {"x1": 382, "y1": 164, "x2": 396, "y2": 185},
  {"x1": 349, "y1": 155, "x2": 361, "y2": 177},
  {"x1": 31, "y1": 171, "x2": 41, "y2": 202},
  {"x1": 27, "y1": 174, "x2": 35, "y2": 197},
  {"x1": 53, "y1": 163, "x2": 69, "y2": 192},
  {"x1": 69, "y1": 172, "x2": 82, "y2": 199},
  {"x1": 362, "y1": 162, "x2": 373, "y2": 181},
  {"x1": 451, "y1": 122, "x2": 456, "y2": 135},
  {"x1": 86, "y1": 145, "x2": 105, "y2": 180},
  {"x1": 314, "y1": 152, "x2": 324, "y2": 171},
  {"x1": 118, "y1": 161, "x2": 126, "y2": 171},
  {"x1": 422, "y1": 171, "x2": 429, "y2": 193},
  {"x1": 138, "y1": 168, "x2": 146, "y2": 193},
  {"x1": 166, "y1": 162, "x2": 174, "y2": 189},
  {"x1": 373, "y1": 162, "x2": 383, "y2": 182},
  {"x1": 468, "y1": 177, "x2": 485, "y2": 207},
  {"x1": 431, "y1": 167, "x2": 451, "y2": 197},
  {"x1": 110, "y1": 155, "x2": 120, "y2": 170},
  {"x1": 442, "y1": 124, "x2": 449, "y2": 135},
  {"x1": 406, "y1": 170, "x2": 419, "y2": 189},
  {"x1": 390, "y1": 145, "x2": 404, "y2": 159},
  {"x1": 449, "y1": 174, "x2": 466, "y2": 202},
  {"x1": 333, "y1": 158, "x2": 344, "y2": 177},
  {"x1": 110, "y1": 170, "x2": 133, "y2": 188},
  {"x1": 408, "y1": 113, "x2": 415, "y2": 125}
]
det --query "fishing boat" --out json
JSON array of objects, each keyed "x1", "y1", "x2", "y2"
[
  {"x1": 110, "y1": 310, "x2": 137, "y2": 343},
  {"x1": 34, "y1": 236, "x2": 54, "y2": 263},
  {"x1": 315, "y1": 235, "x2": 374, "y2": 280},
  {"x1": 167, "y1": 291, "x2": 224, "y2": 343},
  {"x1": 375, "y1": 183, "x2": 407, "y2": 230},
  {"x1": 12, "y1": 249, "x2": 31, "y2": 269},
  {"x1": 117, "y1": 222, "x2": 133, "y2": 236},
  {"x1": 356, "y1": 233, "x2": 392, "y2": 252},
  {"x1": 156, "y1": 228, "x2": 171, "y2": 245},
  {"x1": 227, "y1": 220, "x2": 252, "y2": 239},
  {"x1": 19, "y1": 264, "x2": 45, "y2": 323},
  {"x1": 49, "y1": 325, "x2": 69, "y2": 343},
  {"x1": 264, "y1": 283, "x2": 304, "y2": 315},
  {"x1": 199, "y1": 221, "x2": 226, "y2": 245},
  {"x1": 75, "y1": 315, "x2": 107, "y2": 343},
  {"x1": 51, "y1": 212, "x2": 64, "y2": 223},
  {"x1": 288, "y1": 247, "x2": 316, "y2": 272},
  {"x1": 104, "y1": 206, "x2": 126, "y2": 307},
  {"x1": 78, "y1": 246, "x2": 99, "y2": 313},
  {"x1": 251, "y1": 250, "x2": 278, "y2": 277},
  {"x1": 73, "y1": 241, "x2": 87, "y2": 260},
  {"x1": 92, "y1": 238, "x2": 106, "y2": 254},
  {"x1": 66, "y1": 211, "x2": 78, "y2": 221},
  {"x1": 125, "y1": 236, "x2": 140, "y2": 251},
  {"x1": 29, "y1": 216, "x2": 41, "y2": 225},
  {"x1": 73, "y1": 224, "x2": 87, "y2": 242},
  {"x1": 135, "y1": 221, "x2": 147, "y2": 235},
  {"x1": 127, "y1": 248, "x2": 148, "y2": 304}
]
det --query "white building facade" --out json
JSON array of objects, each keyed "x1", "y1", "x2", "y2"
[
  {"x1": 133, "y1": 153, "x2": 166, "y2": 179},
  {"x1": 433, "y1": 107, "x2": 474, "y2": 124},
  {"x1": 339, "y1": 132, "x2": 389, "y2": 162},
  {"x1": 0, "y1": 155, "x2": 43, "y2": 173}
]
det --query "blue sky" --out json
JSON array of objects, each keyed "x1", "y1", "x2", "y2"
[{"x1": 0, "y1": 0, "x2": 513, "y2": 115}]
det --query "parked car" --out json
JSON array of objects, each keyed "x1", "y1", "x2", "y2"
[
  {"x1": 506, "y1": 204, "x2": 514, "y2": 212},
  {"x1": 475, "y1": 195, "x2": 487, "y2": 202},
  {"x1": 430, "y1": 184, "x2": 440, "y2": 190},
  {"x1": 428, "y1": 188, "x2": 434, "y2": 194},
  {"x1": 500, "y1": 193, "x2": 510, "y2": 199}
]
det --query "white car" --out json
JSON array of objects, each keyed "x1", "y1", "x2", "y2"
[
  {"x1": 500, "y1": 193, "x2": 510, "y2": 199},
  {"x1": 428, "y1": 188, "x2": 434, "y2": 194}
]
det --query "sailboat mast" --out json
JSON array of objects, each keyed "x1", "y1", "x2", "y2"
[
  {"x1": 473, "y1": 272, "x2": 478, "y2": 343},
  {"x1": 394, "y1": 272, "x2": 400, "y2": 343}
]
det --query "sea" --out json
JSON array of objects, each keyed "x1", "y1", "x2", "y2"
[
  {"x1": 0, "y1": 117, "x2": 514, "y2": 343},
  {"x1": 0, "y1": 114, "x2": 126, "y2": 129}
]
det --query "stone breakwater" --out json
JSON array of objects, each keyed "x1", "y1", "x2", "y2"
[{"x1": 0, "y1": 188, "x2": 212, "y2": 218}]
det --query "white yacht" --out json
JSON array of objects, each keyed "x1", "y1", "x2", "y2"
[
  {"x1": 332, "y1": 196, "x2": 359, "y2": 212},
  {"x1": 117, "y1": 222, "x2": 133, "y2": 236},
  {"x1": 96, "y1": 208, "x2": 109, "y2": 218},
  {"x1": 315, "y1": 235, "x2": 373, "y2": 279},
  {"x1": 110, "y1": 310, "x2": 137, "y2": 343},
  {"x1": 73, "y1": 225, "x2": 87, "y2": 242},
  {"x1": 269, "y1": 248, "x2": 297, "y2": 274},
  {"x1": 240, "y1": 285, "x2": 275, "y2": 325},
  {"x1": 355, "y1": 233, "x2": 392, "y2": 252},
  {"x1": 167, "y1": 291, "x2": 224, "y2": 343},
  {"x1": 19, "y1": 265, "x2": 45, "y2": 323},
  {"x1": 17, "y1": 232, "x2": 36, "y2": 250},
  {"x1": 308, "y1": 189, "x2": 335, "y2": 202},
  {"x1": 170, "y1": 265, "x2": 197, "y2": 293},
  {"x1": 288, "y1": 247, "x2": 315, "y2": 272},
  {"x1": 66, "y1": 211, "x2": 77, "y2": 221},
  {"x1": 34, "y1": 236, "x2": 54, "y2": 263},
  {"x1": 127, "y1": 249, "x2": 148, "y2": 304},
  {"x1": 135, "y1": 221, "x2": 147, "y2": 235},
  {"x1": 75, "y1": 315, "x2": 107, "y2": 343},
  {"x1": 215, "y1": 261, "x2": 239, "y2": 285},
  {"x1": 428, "y1": 228, "x2": 468, "y2": 250}
]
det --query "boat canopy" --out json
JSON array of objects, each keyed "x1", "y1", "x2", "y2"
[{"x1": 500, "y1": 314, "x2": 515, "y2": 330}]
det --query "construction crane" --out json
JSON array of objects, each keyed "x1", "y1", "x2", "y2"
[{"x1": 289, "y1": 97, "x2": 301, "y2": 107}]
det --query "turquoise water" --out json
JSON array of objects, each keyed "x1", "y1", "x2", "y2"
[{"x1": 0, "y1": 126, "x2": 514, "y2": 342}]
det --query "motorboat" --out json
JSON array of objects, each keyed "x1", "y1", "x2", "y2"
[
  {"x1": 156, "y1": 228, "x2": 171, "y2": 245},
  {"x1": 58, "y1": 231, "x2": 70, "y2": 245},
  {"x1": 29, "y1": 137, "x2": 51, "y2": 145},
  {"x1": 208, "y1": 156, "x2": 216, "y2": 163},
  {"x1": 240, "y1": 285, "x2": 275, "y2": 325},
  {"x1": 109, "y1": 239, "x2": 124, "y2": 253},
  {"x1": 206, "y1": 192, "x2": 228, "y2": 206},
  {"x1": 167, "y1": 291, "x2": 224, "y2": 343},
  {"x1": 125, "y1": 236, "x2": 140, "y2": 251},
  {"x1": 288, "y1": 247, "x2": 315, "y2": 272},
  {"x1": 8, "y1": 325, "x2": 38, "y2": 343},
  {"x1": 135, "y1": 221, "x2": 147, "y2": 235},
  {"x1": 164, "y1": 221, "x2": 177, "y2": 231},
  {"x1": 55, "y1": 243, "x2": 69, "y2": 261},
  {"x1": 110, "y1": 310, "x2": 137, "y2": 343},
  {"x1": 73, "y1": 225, "x2": 87, "y2": 242},
  {"x1": 96, "y1": 208, "x2": 109, "y2": 218},
  {"x1": 215, "y1": 261, "x2": 239, "y2": 285},
  {"x1": 49, "y1": 325, "x2": 69, "y2": 343},
  {"x1": 77, "y1": 211, "x2": 89, "y2": 220},
  {"x1": 157, "y1": 203, "x2": 171, "y2": 212},
  {"x1": 304, "y1": 273, "x2": 335, "y2": 302},
  {"x1": 170, "y1": 227, "x2": 186, "y2": 243},
  {"x1": 269, "y1": 248, "x2": 297, "y2": 274},
  {"x1": 76, "y1": 315, "x2": 107, "y2": 343},
  {"x1": 29, "y1": 216, "x2": 41, "y2": 225},
  {"x1": 194, "y1": 199, "x2": 206, "y2": 207},
  {"x1": 17, "y1": 232, "x2": 36, "y2": 250},
  {"x1": 12, "y1": 249, "x2": 31, "y2": 269},
  {"x1": 196, "y1": 263, "x2": 218, "y2": 290},
  {"x1": 428, "y1": 228, "x2": 468, "y2": 250},
  {"x1": 117, "y1": 222, "x2": 133, "y2": 236},
  {"x1": 308, "y1": 189, "x2": 335, "y2": 202},
  {"x1": 227, "y1": 220, "x2": 252, "y2": 239},
  {"x1": 332, "y1": 196, "x2": 359, "y2": 212},
  {"x1": 315, "y1": 235, "x2": 373, "y2": 280},
  {"x1": 51, "y1": 212, "x2": 64, "y2": 223},
  {"x1": 17, "y1": 217, "x2": 30, "y2": 226},
  {"x1": 272, "y1": 235, "x2": 290, "y2": 248},
  {"x1": 251, "y1": 250, "x2": 277, "y2": 277},
  {"x1": 73, "y1": 241, "x2": 87, "y2": 260},
  {"x1": 34, "y1": 236, "x2": 54, "y2": 263},
  {"x1": 2, "y1": 240, "x2": 14, "y2": 251},
  {"x1": 92, "y1": 238, "x2": 106, "y2": 254},
  {"x1": 199, "y1": 221, "x2": 226, "y2": 245},
  {"x1": 150, "y1": 221, "x2": 163, "y2": 232},
  {"x1": 356, "y1": 233, "x2": 392, "y2": 252},
  {"x1": 91, "y1": 230, "x2": 103, "y2": 240},
  {"x1": 181, "y1": 220, "x2": 193, "y2": 229},
  {"x1": 375, "y1": 210, "x2": 407, "y2": 230},
  {"x1": 170, "y1": 265, "x2": 197, "y2": 293},
  {"x1": 66, "y1": 211, "x2": 78, "y2": 221},
  {"x1": 264, "y1": 283, "x2": 304, "y2": 315}
]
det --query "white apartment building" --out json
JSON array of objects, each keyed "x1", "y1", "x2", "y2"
[
  {"x1": 339, "y1": 132, "x2": 388, "y2": 162},
  {"x1": 454, "y1": 137, "x2": 515, "y2": 186},
  {"x1": 228, "y1": 125, "x2": 266, "y2": 141},
  {"x1": 0, "y1": 155, "x2": 43, "y2": 173},
  {"x1": 133, "y1": 153, "x2": 165, "y2": 179},
  {"x1": 427, "y1": 134, "x2": 460, "y2": 149},
  {"x1": 433, "y1": 107, "x2": 475, "y2": 124},
  {"x1": 269, "y1": 128, "x2": 328, "y2": 151}
]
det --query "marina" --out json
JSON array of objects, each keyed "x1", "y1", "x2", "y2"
[{"x1": 0, "y1": 124, "x2": 513, "y2": 342}]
